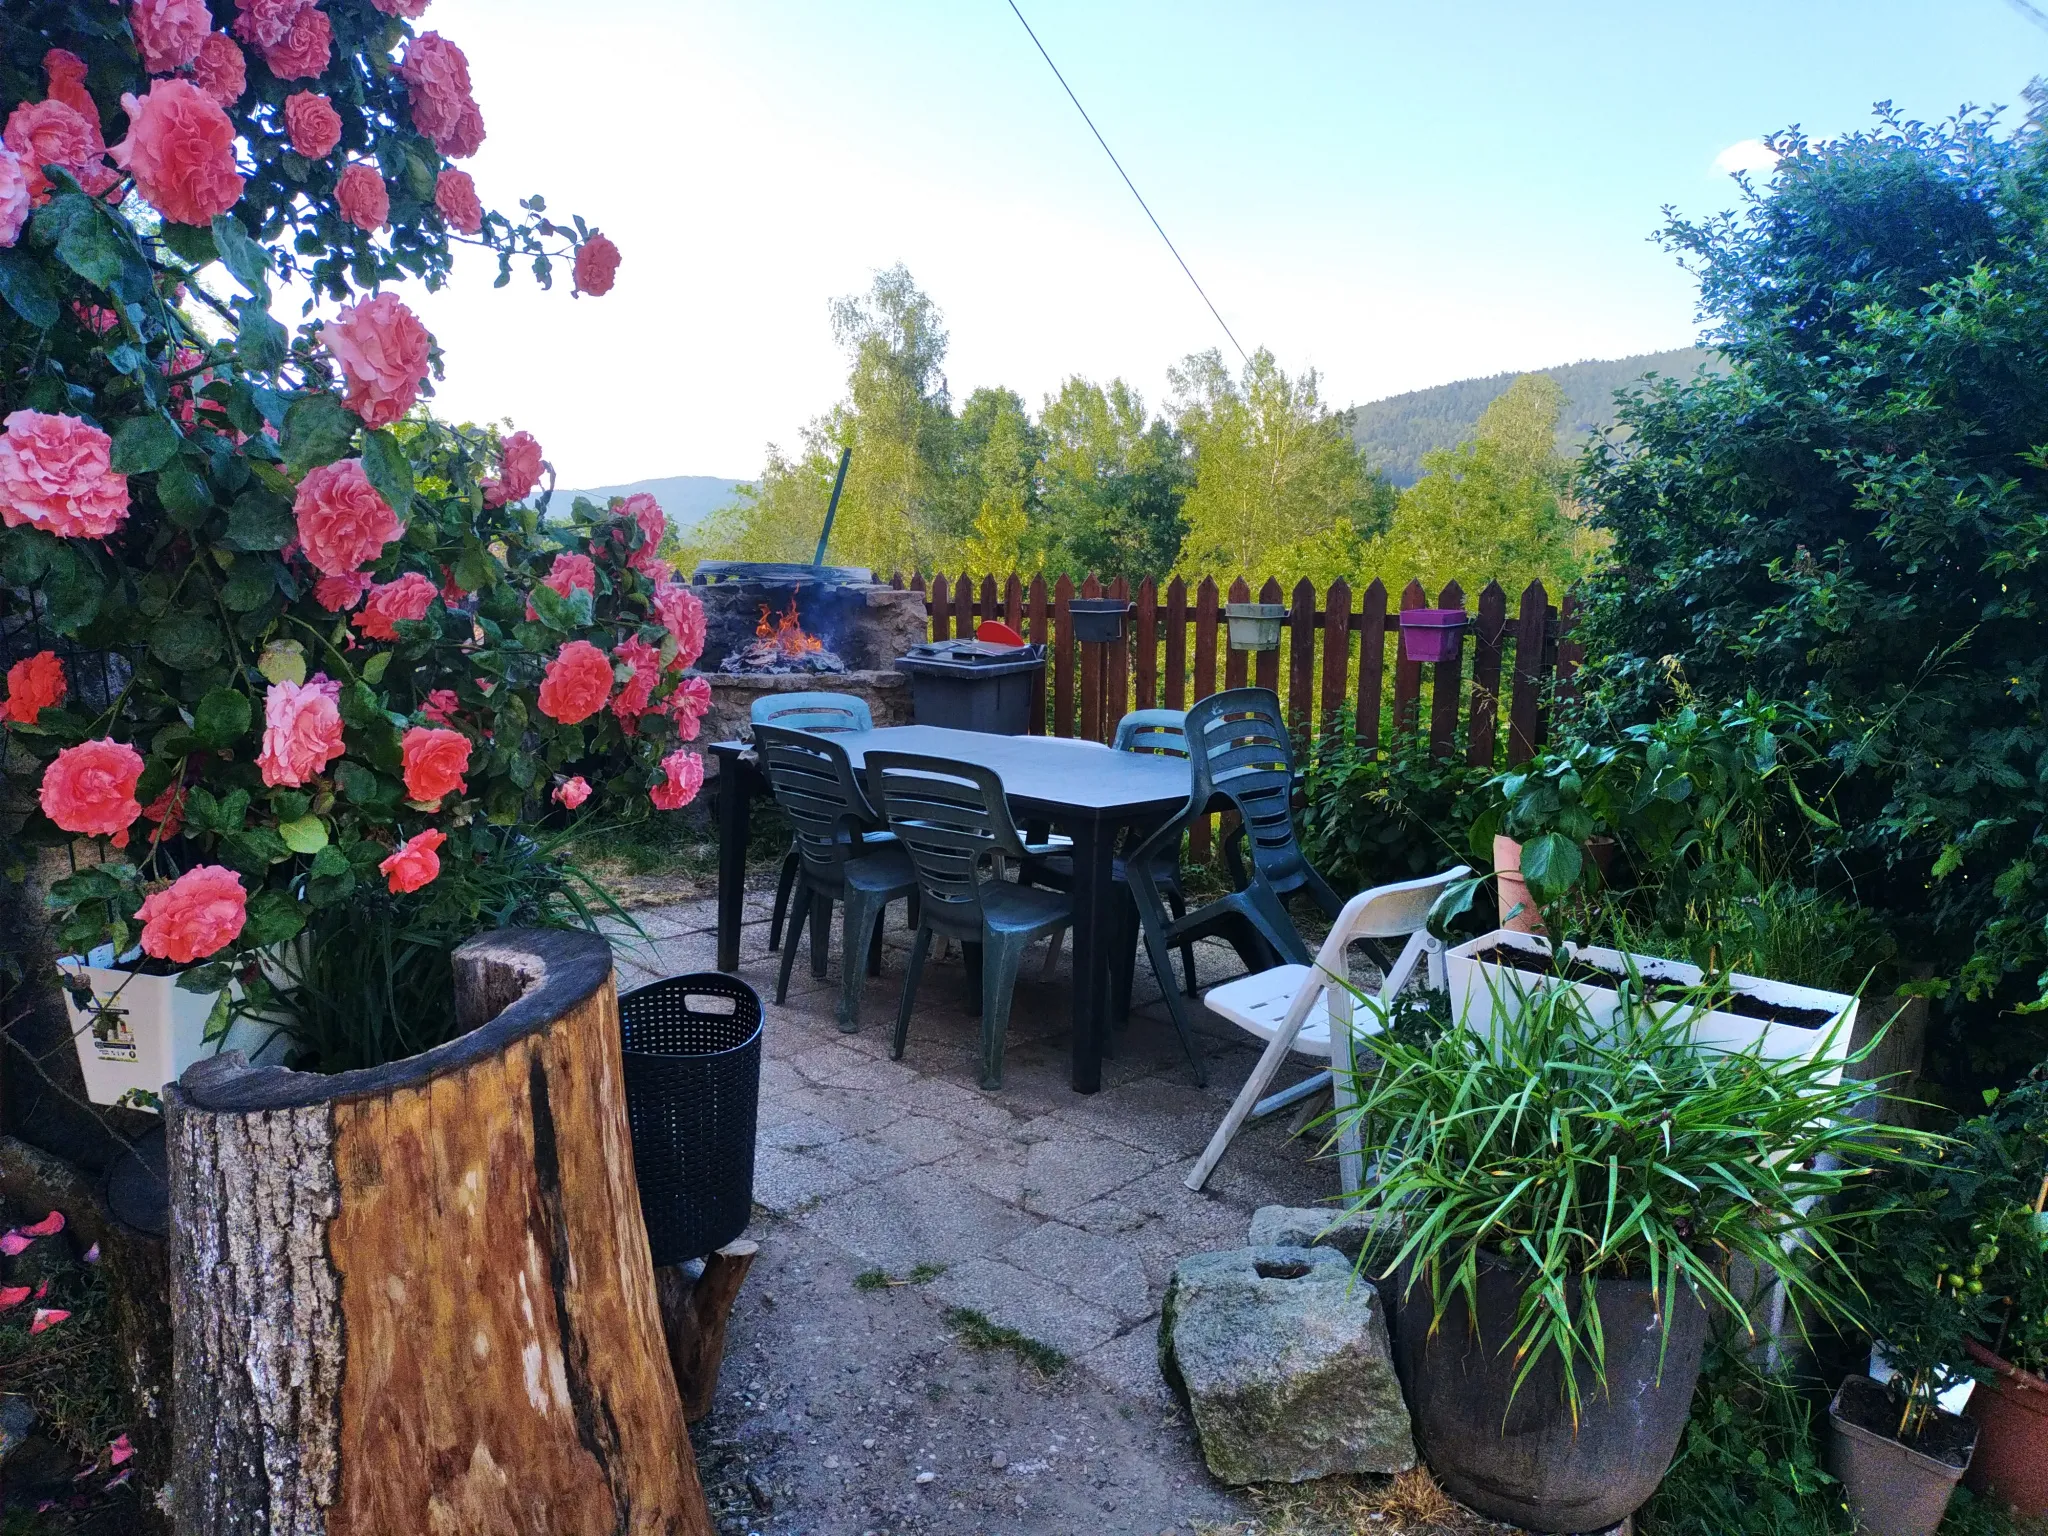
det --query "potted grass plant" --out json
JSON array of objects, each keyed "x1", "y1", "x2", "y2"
[{"x1": 1337, "y1": 968, "x2": 1894, "y2": 1533}]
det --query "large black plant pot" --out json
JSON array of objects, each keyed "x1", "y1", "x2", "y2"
[{"x1": 1389, "y1": 1260, "x2": 1707, "y2": 1532}]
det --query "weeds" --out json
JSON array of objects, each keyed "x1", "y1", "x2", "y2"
[
  {"x1": 853, "y1": 1262, "x2": 946, "y2": 1291},
  {"x1": 942, "y1": 1307, "x2": 1066, "y2": 1374}
]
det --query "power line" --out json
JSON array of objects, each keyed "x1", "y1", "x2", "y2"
[
  {"x1": 1002, "y1": 0, "x2": 1249, "y2": 364},
  {"x1": 2005, "y1": 0, "x2": 2048, "y2": 32}
]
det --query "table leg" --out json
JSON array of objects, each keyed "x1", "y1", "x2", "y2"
[
  {"x1": 716, "y1": 757, "x2": 754, "y2": 973},
  {"x1": 1067, "y1": 816, "x2": 1114, "y2": 1093}
]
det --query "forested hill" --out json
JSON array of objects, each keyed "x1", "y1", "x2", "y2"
[
  {"x1": 547, "y1": 474, "x2": 746, "y2": 529},
  {"x1": 1351, "y1": 347, "x2": 1718, "y2": 485}
]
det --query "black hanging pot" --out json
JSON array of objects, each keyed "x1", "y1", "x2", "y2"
[
  {"x1": 1389, "y1": 1258, "x2": 1708, "y2": 1532},
  {"x1": 1068, "y1": 598, "x2": 1131, "y2": 643}
]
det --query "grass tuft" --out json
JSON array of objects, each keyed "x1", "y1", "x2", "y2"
[
  {"x1": 942, "y1": 1306, "x2": 1067, "y2": 1374},
  {"x1": 854, "y1": 1262, "x2": 947, "y2": 1292}
]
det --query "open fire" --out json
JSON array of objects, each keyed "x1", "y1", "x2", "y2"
[{"x1": 719, "y1": 594, "x2": 848, "y2": 675}]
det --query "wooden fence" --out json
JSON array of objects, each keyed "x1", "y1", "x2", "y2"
[{"x1": 886, "y1": 572, "x2": 1582, "y2": 757}]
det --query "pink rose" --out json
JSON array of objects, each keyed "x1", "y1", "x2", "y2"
[
  {"x1": 293, "y1": 458, "x2": 402, "y2": 576},
  {"x1": 400, "y1": 726, "x2": 468, "y2": 804},
  {"x1": 131, "y1": 0, "x2": 212, "y2": 73},
  {"x1": 483, "y1": 429, "x2": 542, "y2": 507},
  {"x1": 353, "y1": 570, "x2": 435, "y2": 639},
  {"x1": 0, "y1": 148, "x2": 28, "y2": 249},
  {"x1": 137, "y1": 865, "x2": 247, "y2": 963},
  {"x1": 191, "y1": 32, "x2": 247, "y2": 107},
  {"x1": 335, "y1": 162, "x2": 388, "y2": 231},
  {"x1": 524, "y1": 550, "x2": 594, "y2": 619},
  {"x1": 379, "y1": 827, "x2": 445, "y2": 893},
  {"x1": 537, "y1": 640, "x2": 612, "y2": 725},
  {"x1": 232, "y1": 0, "x2": 311, "y2": 51},
  {"x1": 110, "y1": 79, "x2": 244, "y2": 226},
  {"x1": 611, "y1": 635, "x2": 661, "y2": 727},
  {"x1": 552, "y1": 776, "x2": 590, "y2": 809},
  {"x1": 4, "y1": 100, "x2": 116, "y2": 204},
  {"x1": 257, "y1": 674, "x2": 344, "y2": 787},
  {"x1": 419, "y1": 688, "x2": 459, "y2": 724},
  {"x1": 261, "y1": 3, "x2": 330, "y2": 80},
  {"x1": 312, "y1": 569, "x2": 372, "y2": 611},
  {"x1": 433, "y1": 166, "x2": 481, "y2": 234},
  {"x1": 371, "y1": 0, "x2": 432, "y2": 15},
  {"x1": 0, "y1": 411, "x2": 129, "y2": 539},
  {"x1": 612, "y1": 491, "x2": 669, "y2": 578},
  {"x1": 652, "y1": 579, "x2": 706, "y2": 670},
  {"x1": 43, "y1": 50, "x2": 100, "y2": 133},
  {"x1": 398, "y1": 33, "x2": 483, "y2": 156},
  {"x1": 573, "y1": 232, "x2": 620, "y2": 297},
  {"x1": 142, "y1": 781, "x2": 185, "y2": 844},
  {"x1": 322, "y1": 292, "x2": 431, "y2": 429},
  {"x1": 1, "y1": 651, "x2": 66, "y2": 724},
  {"x1": 283, "y1": 91, "x2": 341, "y2": 158},
  {"x1": 650, "y1": 750, "x2": 704, "y2": 811},
  {"x1": 665, "y1": 674, "x2": 712, "y2": 742},
  {"x1": 40, "y1": 739, "x2": 143, "y2": 844}
]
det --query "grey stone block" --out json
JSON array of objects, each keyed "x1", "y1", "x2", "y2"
[
  {"x1": 1247, "y1": 1203, "x2": 1395, "y2": 1267},
  {"x1": 1159, "y1": 1246, "x2": 1414, "y2": 1485}
]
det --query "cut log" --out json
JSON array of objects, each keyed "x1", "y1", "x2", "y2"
[
  {"x1": 164, "y1": 928, "x2": 711, "y2": 1536},
  {"x1": 654, "y1": 1239, "x2": 758, "y2": 1422}
]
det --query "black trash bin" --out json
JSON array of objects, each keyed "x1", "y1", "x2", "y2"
[
  {"x1": 896, "y1": 640, "x2": 1046, "y2": 734},
  {"x1": 617, "y1": 973, "x2": 762, "y2": 1267}
]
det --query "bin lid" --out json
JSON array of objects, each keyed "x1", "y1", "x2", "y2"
[{"x1": 898, "y1": 640, "x2": 1047, "y2": 677}]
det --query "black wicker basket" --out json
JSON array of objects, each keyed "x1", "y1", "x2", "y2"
[{"x1": 617, "y1": 973, "x2": 762, "y2": 1267}]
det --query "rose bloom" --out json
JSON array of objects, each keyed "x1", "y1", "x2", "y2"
[
  {"x1": 665, "y1": 674, "x2": 713, "y2": 742},
  {"x1": 0, "y1": 651, "x2": 66, "y2": 724},
  {"x1": 110, "y1": 79, "x2": 245, "y2": 226},
  {"x1": 400, "y1": 726, "x2": 469, "y2": 805},
  {"x1": 611, "y1": 635, "x2": 661, "y2": 727},
  {"x1": 232, "y1": 0, "x2": 311, "y2": 50},
  {"x1": 40, "y1": 739, "x2": 144, "y2": 844},
  {"x1": 371, "y1": 0, "x2": 432, "y2": 15},
  {"x1": 257, "y1": 674, "x2": 344, "y2": 788},
  {"x1": 573, "y1": 232, "x2": 620, "y2": 297},
  {"x1": 398, "y1": 33, "x2": 478, "y2": 152},
  {"x1": 353, "y1": 570, "x2": 436, "y2": 639},
  {"x1": 142, "y1": 781, "x2": 186, "y2": 843},
  {"x1": 652, "y1": 579, "x2": 707, "y2": 670},
  {"x1": 0, "y1": 411, "x2": 129, "y2": 539},
  {"x1": 552, "y1": 776, "x2": 591, "y2": 809},
  {"x1": 42, "y1": 50, "x2": 99, "y2": 132},
  {"x1": 131, "y1": 0, "x2": 211, "y2": 73},
  {"x1": 611, "y1": 491, "x2": 669, "y2": 578},
  {"x1": 537, "y1": 639, "x2": 612, "y2": 725},
  {"x1": 191, "y1": 32, "x2": 246, "y2": 107},
  {"x1": 137, "y1": 865, "x2": 246, "y2": 963},
  {"x1": 650, "y1": 750, "x2": 705, "y2": 811},
  {"x1": 380, "y1": 827, "x2": 445, "y2": 894},
  {"x1": 335, "y1": 162, "x2": 388, "y2": 232},
  {"x1": 0, "y1": 147, "x2": 29, "y2": 250},
  {"x1": 313, "y1": 569, "x2": 372, "y2": 611},
  {"x1": 323, "y1": 292, "x2": 431, "y2": 429},
  {"x1": 433, "y1": 166, "x2": 482, "y2": 234},
  {"x1": 293, "y1": 458, "x2": 402, "y2": 576},
  {"x1": 262, "y1": 3, "x2": 330, "y2": 80},
  {"x1": 419, "y1": 688, "x2": 459, "y2": 724},
  {"x1": 524, "y1": 550, "x2": 595, "y2": 619},
  {"x1": 483, "y1": 429, "x2": 543, "y2": 507},
  {"x1": 4, "y1": 100, "x2": 116, "y2": 203},
  {"x1": 283, "y1": 91, "x2": 341, "y2": 158},
  {"x1": 441, "y1": 97, "x2": 484, "y2": 159}
]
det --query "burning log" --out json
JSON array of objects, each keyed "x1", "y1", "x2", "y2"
[{"x1": 719, "y1": 595, "x2": 848, "y2": 675}]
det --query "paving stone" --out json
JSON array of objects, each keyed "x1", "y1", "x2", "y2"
[
  {"x1": 753, "y1": 1145, "x2": 862, "y2": 1216},
  {"x1": 1077, "y1": 1325, "x2": 1176, "y2": 1405},
  {"x1": 927, "y1": 1256, "x2": 1124, "y2": 1360},
  {"x1": 795, "y1": 1165, "x2": 1040, "y2": 1272},
  {"x1": 1001, "y1": 1219, "x2": 1153, "y2": 1323},
  {"x1": 757, "y1": 1110, "x2": 859, "y2": 1155},
  {"x1": 859, "y1": 1112, "x2": 967, "y2": 1168}
]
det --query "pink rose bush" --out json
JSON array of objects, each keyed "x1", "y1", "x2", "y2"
[
  {"x1": 1, "y1": 652, "x2": 66, "y2": 724},
  {"x1": 0, "y1": 147, "x2": 30, "y2": 248},
  {"x1": 399, "y1": 727, "x2": 469, "y2": 805},
  {"x1": 615, "y1": 491, "x2": 669, "y2": 577},
  {"x1": 4, "y1": 99, "x2": 116, "y2": 203},
  {"x1": 284, "y1": 91, "x2": 342, "y2": 158},
  {"x1": 538, "y1": 639, "x2": 613, "y2": 725},
  {"x1": 434, "y1": 166, "x2": 482, "y2": 233},
  {"x1": 653, "y1": 579, "x2": 707, "y2": 668},
  {"x1": 323, "y1": 292, "x2": 431, "y2": 428},
  {"x1": 137, "y1": 866, "x2": 247, "y2": 963},
  {"x1": 262, "y1": 3, "x2": 331, "y2": 80},
  {"x1": 380, "y1": 828, "x2": 445, "y2": 892},
  {"x1": 41, "y1": 740, "x2": 144, "y2": 845},
  {"x1": 130, "y1": 0, "x2": 211, "y2": 73},
  {"x1": 111, "y1": 78, "x2": 244, "y2": 225},
  {"x1": 553, "y1": 776, "x2": 591, "y2": 809},
  {"x1": 42, "y1": 50, "x2": 99, "y2": 129},
  {"x1": 191, "y1": 33, "x2": 246, "y2": 106},
  {"x1": 257, "y1": 676, "x2": 345, "y2": 787},
  {"x1": 354, "y1": 570, "x2": 436, "y2": 639},
  {"x1": 313, "y1": 569, "x2": 373, "y2": 611},
  {"x1": 0, "y1": 412, "x2": 129, "y2": 537},
  {"x1": 398, "y1": 33, "x2": 483, "y2": 157},
  {"x1": 574, "y1": 232, "x2": 621, "y2": 297},
  {"x1": 650, "y1": 750, "x2": 705, "y2": 811},
  {"x1": 484, "y1": 430, "x2": 544, "y2": 507},
  {"x1": 336, "y1": 162, "x2": 388, "y2": 231},
  {"x1": 294, "y1": 458, "x2": 402, "y2": 575}
]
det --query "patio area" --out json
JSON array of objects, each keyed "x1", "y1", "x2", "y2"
[{"x1": 604, "y1": 876, "x2": 1373, "y2": 1536}]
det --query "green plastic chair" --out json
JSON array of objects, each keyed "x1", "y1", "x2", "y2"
[
  {"x1": 755, "y1": 723, "x2": 915, "y2": 1033},
  {"x1": 750, "y1": 692, "x2": 875, "y2": 955},
  {"x1": 866, "y1": 752, "x2": 1072, "y2": 1090}
]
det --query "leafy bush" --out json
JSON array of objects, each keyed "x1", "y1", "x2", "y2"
[{"x1": 1299, "y1": 722, "x2": 1494, "y2": 893}]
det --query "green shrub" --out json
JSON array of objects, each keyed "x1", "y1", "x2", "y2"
[{"x1": 1300, "y1": 723, "x2": 1494, "y2": 893}]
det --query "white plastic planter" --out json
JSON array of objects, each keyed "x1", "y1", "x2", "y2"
[
  {"x1": 58, "y1": 948, "x2": 292, "y2": 1113},
  {"x1": 1444, "y1": 928, "x2": 1859, "y2": 1084}
]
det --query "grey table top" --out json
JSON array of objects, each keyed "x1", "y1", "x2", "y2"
[{"x1": 712, "y1": 725, "x2": 1192, "y2": 818}]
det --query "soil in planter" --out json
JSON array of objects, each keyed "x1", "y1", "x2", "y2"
[
  {"x1": 1834, "y1": 1374, "x2": 1978, "y2": 1469},
  {"x1": 1470, "y1": 944, "x2": 1841, "y2": 1030}
]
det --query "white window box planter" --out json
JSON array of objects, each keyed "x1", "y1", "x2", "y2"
[
  {"x1": 1444, "y1": 928, "x2": 1859, "y2": 1083},
  {"x1": 58, "y1": 947, "x2": 294, "y2": 1113}
]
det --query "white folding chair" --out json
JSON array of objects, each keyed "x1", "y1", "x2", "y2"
[{"x1": 1184, "y1": 866, "x2": 1471, "y2": 1193}]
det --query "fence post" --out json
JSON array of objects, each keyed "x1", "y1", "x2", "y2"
[
  {"x1": 1027, "y1": 574, "x2": 1048, "y2": 734},
  {"x1": 1429, "y1": 578, "x2": 1465, "y2": 761},
  {"x1": 1287, "y1": 577, "x2": 1316, "y2": 752},
  {"x1": 1320, "y1": 578, "x2": 1352, "y2": 742},
  {"x1": 1468, "y1": 580, "x2": 1507, "y2": 769},
  {"x1": 927, "y1": 574, "x2": 948, "y2": 641},
  {"x1": 1191, "y1": 578, "x2": 1219, "y2": 862},
  {"x1": 1004, "y1": 573, "x2": 1023, "y2": 632},
  {"x1": 1508, "y1": 579, "x2": 1549, "y2": 764},
  {"x1": 1355, "y1": 578, "x2": 1386, "y2": 752},
  {"x1": 1134, "y1": 577, "x2": 1158, "y2": 710},
  {"x1": 954, "y1": 569, "x2": 974, "y2": 640},
  {"x1": 979, "y1": 574, "x2": 998, "y2": 639},
  {"x1": 1165, "y1": 576, "x2": 1188, "y2": 710},
  {"x1": 1392, "y1": 579, "x2": 1426, "y2": 739},
  {"x1": 1052, "y1": 575, "x2": 1075, "y2": 738},
  {"x1": 1225, "y1": 577, "x2": 1251, "y2": 692}
]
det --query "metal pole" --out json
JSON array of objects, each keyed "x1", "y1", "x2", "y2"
[{"x1": 813, "y1": 446, "x2": 852, "y2": 566}]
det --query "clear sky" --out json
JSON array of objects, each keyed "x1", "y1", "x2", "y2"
[{"x1": 403, "y1": 0, "x2": 2045, "y2": 487}]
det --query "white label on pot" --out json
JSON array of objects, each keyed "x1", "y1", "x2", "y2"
[{"x1": 88, "y1": 1000, "x2": 139, "y2": 1062}]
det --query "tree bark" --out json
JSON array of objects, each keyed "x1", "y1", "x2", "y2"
[
  {"x1": 165, "y1": 928, "x2": 711, "y2": 1536},
  {"x1": 654, "y1": 1240, "x2": 757, "y2": 1422}
]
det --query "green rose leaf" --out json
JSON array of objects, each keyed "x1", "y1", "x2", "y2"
[
  {"x1": 258, "y1": 639, "x2": 307, "y2": 685},
  {"x1": 222, "y1": 490, "x2": 295, "y2": 551},
  {"x1": 41, "y1": 542, "x2": 103, "y2": 634},
  {"x1": 243, "y1": 889, "x2": 306, "y2": 947},
  {"x1": 157, "y1": 220, "x2": 217, "y2": 268},
  {"x1": 310, "y1": 844, "x2": 349, "y2": 877},
  {"x1": 235, "y1": 299, "x2": 289, "y2": 373},
  {"x1": 112, "y1": 415, "x2": 182, "y2": 474},
  {"x1": 149, "y1": 612, "x2": 223, "y2": 670},
  {"x1": 52, "y1": 199, "x2": 124, "y2": 289},
  {"x1": 277, "y1": 815, "x2": 330, "y2": 854},
  {"x1": 451, "y1": 536, "x2": 496, "y2": 593},
  {"x1": 281, "y1": 392, "x2": 357, "y2": 474},
  {"x1": 175, "y1": 961, "x2": 235, "y2": 995},
  {"x1": 0, "y1": 247, "x2": 58, "y2": 328},
  {"x1": 360, "y1": 428, "x2": 414, "y2": 514},
  {"x1": 156, "y1": 463, "x2": 214, "y2": 526},
  {"x1": 362, "y1": 651, "x2": 391, "y2": 685},
  {"x1": 201, "y1": 990, "x2": 233, "y2": 1044},
  {"x1": 209, "y1": 213, "x2": 271, "y2": 297},
  {"x1": 335, "y1": 760, "x2": 400, "y2": 808},
  {"x1": 1517, "y1": 832, "x2": 1584, "y2": 905},
  {"x1": 194, "y1": 688, "x2": 253, "y2": 749},
  {"x1": 222, "y1": 554, "x2": 279, "y2": 612}
]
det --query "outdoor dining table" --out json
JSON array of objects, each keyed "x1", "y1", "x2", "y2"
[{"x1": 708, "y1": 725, "x2": 1193, "y2": 1093}]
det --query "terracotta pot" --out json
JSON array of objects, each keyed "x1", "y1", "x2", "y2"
[
  {"x1": 1964, "y1": 1339, "x2": 2048, "y2": 1517},
  {"x1": 1492, "y1": 836, "x2": 1543, "y2": 933}
]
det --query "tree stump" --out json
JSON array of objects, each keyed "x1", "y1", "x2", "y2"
[
  {"x1": 163, "y1": 928, "x2": 712, "y2": 1536},
  {"x1": 653, "y1": 1240, "x2": 758, "y2": 1423}
]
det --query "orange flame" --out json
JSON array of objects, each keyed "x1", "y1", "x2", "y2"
[{"x1": 755, "y1": 598, "x2": 824, "y2": 658}]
